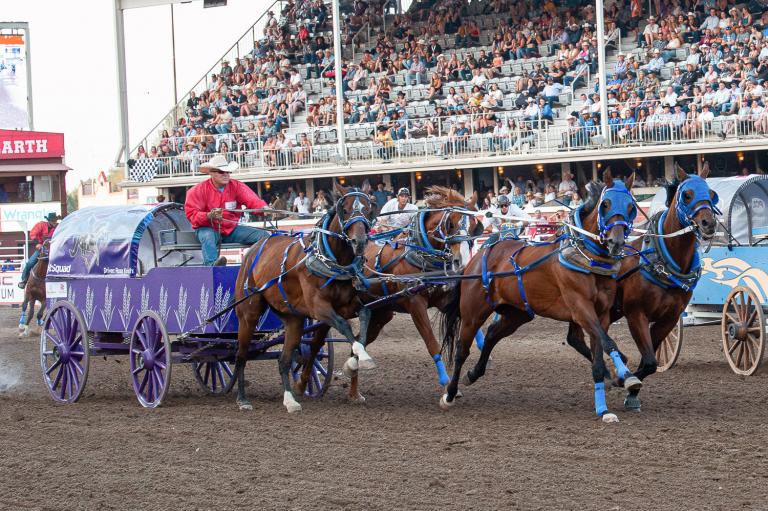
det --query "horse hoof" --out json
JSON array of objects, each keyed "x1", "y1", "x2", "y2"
[
  {"x1": 455, "y1": 389, "x2": 464, "y2": 399},
  {"x1": 460, "y1": 371, "x2": 474, "y2": 386},
  {"x1": 439, "y1": 394, "x2": 455, "y2": 411},
  {"x1": 624, "y1": 395, "x2": 642, "y2": 412},
  {"x1": 623, "y1": 376, "x2": 642, "y2": 392},
  {"x1": 357, "y1": 357, "x2": 377, "y2": 371},
  {"x1": 237, "y1": 401, "x2": 253, "y2": 411},
  {"x1": 292, "y1": 382, "x2": 306, "y2": 396},
  {"x1": 601, "y1": 413, "x2": 620, "y2": 423},
  {"x1": 285, "y1": 402, "x2": 302, "y2": 414},
  {"x1": 348, "y1": 393, "x2": 366, "y2": 404},
  {"x1": 342, "y1": 357, "x2": 358, "y2": 378}
]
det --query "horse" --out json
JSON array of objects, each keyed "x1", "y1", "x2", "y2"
[
  {"x1": 342, "y1": 185, "x2": 482, "y2": 403},
  {"x1": 234, "y1": 181, "x2": 377, "y2": 413},
  {"x1": 439, "y1": 170, "x2": 639, "y2": 422},
  {"x1": 19, "y1": 240, "x2": 50, "y2": 337},
  {"x1": 565, "y1": 164, "x2": 718, "y2": 411}
]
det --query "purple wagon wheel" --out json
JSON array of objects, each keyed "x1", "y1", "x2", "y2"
[
  {"x1": 291, "y1": 340, "x2": 334, "y2": 398},
  {"x1": 40, "y1": 300, "x2": 90, "y2": 403},
  {"x1": 191, "y1": 360, "x2": 236, "y2": 395},
  {"x1": 129, "y1": 311, "x2": 172, "y2": 408}
]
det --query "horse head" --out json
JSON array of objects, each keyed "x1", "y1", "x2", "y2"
[
  {"x1": 667, "y1": 163, "x2": 719, "y2": 240},
  {"x1": 582, "y1": 169, "x2": 637, "y2": 258},
  {"x1": 332, "y1": 180, "x2": 375, "y2": 257},
  {"x1": 421, "y1": 186, "x2": 477, "y2": 272}
]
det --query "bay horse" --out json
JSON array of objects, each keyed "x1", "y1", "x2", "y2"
[
  {"x1": 19, "y1": 240, "x2": 49, "y2": 337},
  {"x1": 565, "y1": 164, "x2": 718, "y2": 411},
  {"x1": 440, "y1": 170, "x2": 639, "y2": 422},
  {"x1": 234, "y1": 181, "x2": 377, "y2": 413},
  {"x1": 343, "y1": 186, "x2": 482, "y2": 403}
]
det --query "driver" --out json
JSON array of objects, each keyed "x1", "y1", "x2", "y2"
[
  {"x1": 481, "y1": 195, "x2": 530, "y2": 244},
  {"x1": 377, "y1": 187, "x2": 418, "y2": 231},
  {"x1": 19, "y1": 212, "x2": 59, "y2": 288},
  {"x1": 184, "y1": 155, "x2": 270, "y2": 266}
]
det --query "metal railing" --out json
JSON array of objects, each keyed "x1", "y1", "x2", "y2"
[{"x1": 126, "y1": 113, "x2": 768, "y2": 182}]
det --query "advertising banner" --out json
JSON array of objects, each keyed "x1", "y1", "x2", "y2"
[{"x1": 0, "y1": 201, "x2": 62, "y2": 233}]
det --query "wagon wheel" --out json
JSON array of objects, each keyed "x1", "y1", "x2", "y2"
[
  {"x1": 129, "y1": 311, "x2": 172, "y2": 408},
  {"x1": 291, "y1": 339, "x2": 334, "y2": 398},
  {"x1": 722, "y1": 286, "x2": 766, "y2": 376},
  {"x1": 656, "y1": 316, "x2": 683, "y2": 372},
  {"x1": 40, "y1": 300, "x2": 90, "y2": 403},
  {"x1": 192, "y1": 359, "x2": 236, "y2": 395}
]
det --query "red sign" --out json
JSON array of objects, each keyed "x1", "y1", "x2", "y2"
[{"x1": 0, "y1": 130, "x2": 65, "y2": 160}]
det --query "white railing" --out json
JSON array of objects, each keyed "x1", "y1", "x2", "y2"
[{"x1": 127, "y1": 112, "x2": 768, "y2": 182}]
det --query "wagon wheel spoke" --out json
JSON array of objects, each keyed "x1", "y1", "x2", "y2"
[
  {"x1": 743, "y1": 336, "x2": 754, "y2": 369},
  {"x1": 67, "y1": 365, "x2": 78, "y2": 399},
  {"x1": 45, "y1": 357, "x2": 62, "y2": 376},
  {"x1": 221, "y1": 362, "x2": 234, "y2": 379},
  {"x1": 136, "y1": 327, "x2": 148, "y2": 350},
  {"x1": 138, "y1": 370, "x2": 149, "y2": 394},
  {"x1": 727, "y1": 338, "x2": 741, "y2": 355},
  {"x1": 215, "y1": 363, "x2": 226, "y2": 391},
  {"x1": 313, "y1": 359, "x2": 328, "y2": 378},
  {"x1": 735, "y1": 339, "x2": 745, "y2": 369},
  {"x1": 59, "y1": 367, "x2": 69, "y2": 400},
  {"x1": 71, "y1": 359, "x2": 85, "y2": 375},
  {"x1": 203, "y1": 363, "x2": 212, "y2": 386}
]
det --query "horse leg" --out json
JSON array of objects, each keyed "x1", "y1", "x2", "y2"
[
  {"x1": 440, "y1": 318, "x2": 480, "y2": 410},
  {"x1": 571, "y1": 303, "x2": 639, "y2": 422},
  {"x1": 464, "y1": 310, "x2": 530, "y2": 386},
  {"x1": 278, "y1": 316, "x2": 306, "y2": 413},
  {"x1": 345, "y1": 308, "x2": 392, "y2": 403},
  {"x1": 624, "y1": 313, "x2": 677, "y2": 411},
  {"x1": 18, "y1": 297, "x2": 27, "y2": 333},
  {"x1": 36, "y1": 300, "x2": 45, "y2": 327},
  {"x1": 26, "y1": 301, "x2": 36, "y2": 337},
  {"x1": 233, "y1": 297, "x2": 265, "y2": 411},
  {"x1": 401, "y1": 296, "x2": 450, "y2": 386},
  {"x1": 293, "y1": 323, "x2": 331, "y2": 395},
  {"x1": 352, "y1": 305, "x2": 376, "y2": 370}
]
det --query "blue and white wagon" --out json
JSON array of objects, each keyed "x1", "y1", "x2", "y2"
[
  {"x1": 650, "y1": 175, "x2": 768, "y2": 375},
  {"x1": 40, "y1": 204, "x2": 336, "y2": 406}
]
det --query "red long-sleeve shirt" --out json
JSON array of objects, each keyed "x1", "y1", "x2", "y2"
[
  {"x1": 30, "y1": 221, "x2": 55, "y2": 245},
  {"x1": 184, "y1": 178, "x2": 267, "y2": 236}
]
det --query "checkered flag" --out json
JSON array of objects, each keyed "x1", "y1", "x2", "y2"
[{"x1": 129, "y1": 158, "x2": 158, "y2": 182}]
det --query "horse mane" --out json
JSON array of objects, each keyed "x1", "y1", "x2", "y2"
[
  {"x1": 424, "y1": 185, "x2": 465, "y2": 208},
  {"x1": 664, "y1": 177, "x2": 685, "y2": 207},
  {"x1": 579, "y1": 181, "x2": 604, "y2": 219}
]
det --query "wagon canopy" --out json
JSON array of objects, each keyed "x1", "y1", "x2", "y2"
[
  {"x1": 48, "y1": 204, "x2": 193, "y2": 278},
  {"x1": 649, "y1": 174, "x2": 768, "y2": 245}
]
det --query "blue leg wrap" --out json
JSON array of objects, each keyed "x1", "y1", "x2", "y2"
[
  {"x1": 474, "y1": 329, "x2": 485, "y2": 351},
  {"x1": 433, "y1": 354, "x2": 450, "y2": 386},
  {"x1": 594, "y1": 382, "x2": 608, "y2": 416},
  {"x1": 609, "y1": 351, "x2": 631, "y2": 380},
  {"x1": 19, "y1": 311, "x2": 25, "y2": 325}
]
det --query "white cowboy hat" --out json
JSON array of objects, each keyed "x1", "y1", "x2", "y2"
[{"x1": 200, "y1": 154, "x2": 240, "y2": 174}]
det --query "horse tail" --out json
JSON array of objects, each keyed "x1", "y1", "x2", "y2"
[{"x1": 439, "y1": 282, "x2": 462, "y2": 368}]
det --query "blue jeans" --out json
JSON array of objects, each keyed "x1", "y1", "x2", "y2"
[
  {"x1": 21, "y1": 248, "x2": 39, "y2": 282},
  {"x1": 196, "y1": 225, "x2": 270, "y2": 265}
]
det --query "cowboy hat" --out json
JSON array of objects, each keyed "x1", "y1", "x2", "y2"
[
  {"x1": 200, "y1": 154, "x2": 240, "y2": 174},
  {"x1": 45, "y1": 212, "x2": 60, "y2": 222}
]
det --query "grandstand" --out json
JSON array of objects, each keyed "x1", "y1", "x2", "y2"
[{"x1": 119, "y1": 0, "x2": 768, "y2": 209}]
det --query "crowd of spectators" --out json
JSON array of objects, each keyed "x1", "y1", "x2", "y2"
[{"x1": 128, "y1": 0, "x2": 768, "y2": 176}]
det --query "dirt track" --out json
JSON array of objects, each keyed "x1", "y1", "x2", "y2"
[{"x1": 1, "y1": 305, "x2": 768, "y2": 510}]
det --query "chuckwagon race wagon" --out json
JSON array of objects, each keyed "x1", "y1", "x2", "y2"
[
  {"x1": 653, "y1": 174, "x2": 768, "y2": 375},
  {"x1": 39, "y1": 204, "x2": 337, "y2": 407}
]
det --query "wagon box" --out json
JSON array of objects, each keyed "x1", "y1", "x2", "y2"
[{"x1": 40, "y1": 204, "x2": 334, "y2": 407}]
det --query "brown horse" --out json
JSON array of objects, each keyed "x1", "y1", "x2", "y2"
[
  {"x1": 440, "y1": 170, "x2": 639, "y2": 422},
  {"x1": 234, "y1": 181, "x2": 377, "y2": 413},
  {"x1": 565, "y1": 164, "x2": 718, "y2": 411},
  {"x1": 19, "y1": 241, "x2": 49, "y2": 337},
  {"x1": 343, "y1": 186, "x2": 481, "y2": 402}
]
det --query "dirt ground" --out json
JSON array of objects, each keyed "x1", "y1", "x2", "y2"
[{"x1": 1, "y1": 304, "x2": 768, "y2": 511}]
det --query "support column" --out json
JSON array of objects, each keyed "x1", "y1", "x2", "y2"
[
  {"x1": 114, "y1": 0, "x2": 130, "y2": 172},
  {"x1": 560, "y1": 161, "x2": 571, "y2": 181},
  {"x1": 755, "y1": 151, "x2": 761, "y2": 174},
  {"x1": 663, "y1": 155, "x2": 674, "y2": 181},
  {"x1": 410, "y1": 172, "x2": 417, "y2": 202},
  {"x1": 463, "y1": 168, "x2": 474, "y2": 198},
  {"x1": 696, "y1": 155, "x2": 703, "y2": 174},
  {"x1": 493, "y1": 168, "x2": 499, "y2": 193},
  {"x1": 595, "y1": 0, "x2": 610, "y2": 146},
  {"x1": 305, "y1": 178, "x2": 315, "y2": 198},
  {"x1": 256, "y1": 181, "x2": 263, "y2": 197},
  {"x1": 331, "y1": 0, "x2": 347, "y2": 163},
  {"x1": 591, "y1": 160, "x2": 598, "y2": 181},
  {"x1": 383, "y1": 174, "x2": 392, "y2": 189}
]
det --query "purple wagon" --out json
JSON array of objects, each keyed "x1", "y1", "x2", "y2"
[{"x1": 41, "y1": 204, "x2": 337, "y2": 408}]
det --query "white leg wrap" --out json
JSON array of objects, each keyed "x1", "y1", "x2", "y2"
[
  {"x1": 283, "y1": 391, "x2": 302, "y2": 413},
  {"x1": 352, "y1": 341, "x2": 376, "y2": 370},
  {"x1": 342, "y1": 357, "x2": 358, "y2": 378}
]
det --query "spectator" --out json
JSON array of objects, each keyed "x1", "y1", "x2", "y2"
[
  {"x1": 293, "y1": 190, "x2": 311, "y2": 216},
  {"x1": 377, "y1": 187, "x2": 417, "y2": 230}
]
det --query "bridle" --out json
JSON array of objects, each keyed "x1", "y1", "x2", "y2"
[
  {"x1": 412, "y1": 207, "x2": 476, "y2": 271},
  {"x1": 672, "y1": 174, "x2": 721, "y2": 231},
  {"x1": 597, "y1": 181, "x2": 638, "y2": 243}
]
